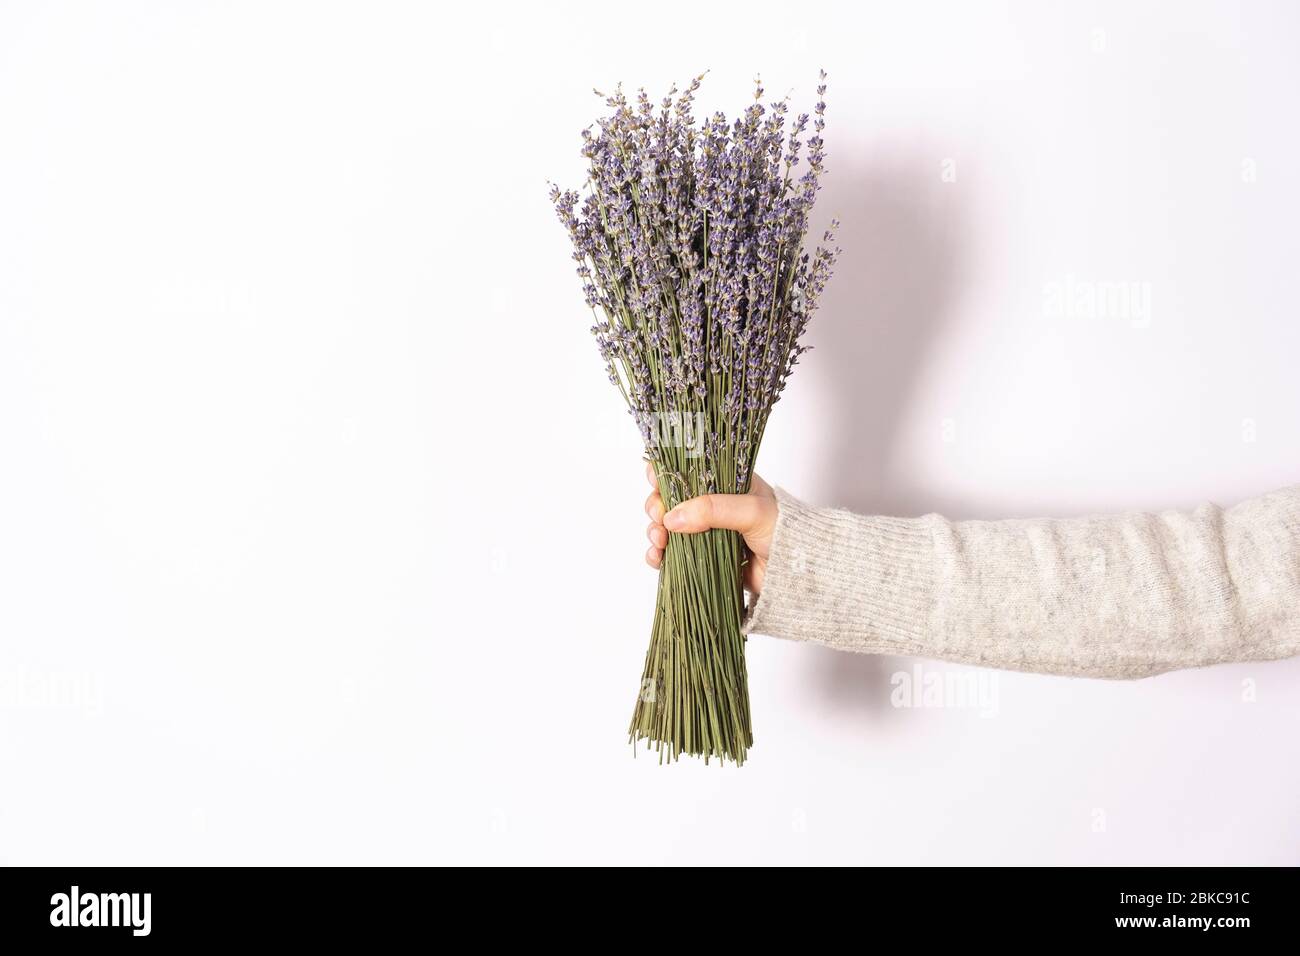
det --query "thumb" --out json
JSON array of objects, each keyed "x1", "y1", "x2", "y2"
[{"x1": 663, "y1": 493, "x2": 765, "y2": 535}]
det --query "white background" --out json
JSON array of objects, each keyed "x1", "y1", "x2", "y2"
[{"x1": 2, "y1": 1, "x2": 1297, "y2": 865}]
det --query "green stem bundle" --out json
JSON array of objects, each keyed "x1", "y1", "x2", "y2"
[{"x1": 630, "y1": 485, "x2": 751, "y2": 764}]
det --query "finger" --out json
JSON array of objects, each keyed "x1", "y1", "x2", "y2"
[
  {"x1": 645, "y1": 545, "x2": 662, "y2": 569},
  {"x1": 647, "y1": 521, "x2": 667, "y2": 549},
  {"x1": 644, "y1": 489, "x2": 665, "y2": 523},
  {"x1": 663, "y1": 493, "x2": 764, "y2": 535},
  {"x1": 645, "y1": 460, "x2": 657, "y2": 489}
]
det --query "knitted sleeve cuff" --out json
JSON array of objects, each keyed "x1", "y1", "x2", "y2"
[{"x1": 742, "y1": 487, "x2": 937, "y2": 655}]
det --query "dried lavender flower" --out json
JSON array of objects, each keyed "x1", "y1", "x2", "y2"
[{"x1": 552, "y1": 72, "x2": 840, "y2": 765}]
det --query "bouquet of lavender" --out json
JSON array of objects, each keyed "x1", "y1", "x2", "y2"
[{"x1": 551, "y1": 73, "x2": 839, "y2": 765}]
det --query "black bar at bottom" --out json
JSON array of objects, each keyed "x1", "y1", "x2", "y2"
[{"x1": 0, "y1": 865, "x2": 1292, "y2": 943}]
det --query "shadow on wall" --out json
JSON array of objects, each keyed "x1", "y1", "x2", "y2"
[
  {"x1": 787, "y1": 150, "x2": 1300, "y2": 724},
  {"x1": 797, "y1": 147, "x2": 973, "y2": 720}
]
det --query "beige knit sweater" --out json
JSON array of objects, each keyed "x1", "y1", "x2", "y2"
[{"x1": 742, "y1": 485, "x2": 1300, "y2": 678}]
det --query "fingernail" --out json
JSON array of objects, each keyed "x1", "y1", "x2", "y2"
[{"x1": 664, "y1": 509, "x2": 684, "y2": 530}]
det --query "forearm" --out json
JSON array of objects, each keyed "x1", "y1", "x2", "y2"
[{"x1": 743, "y1": 485, "x2": 1300, "y2": 678}]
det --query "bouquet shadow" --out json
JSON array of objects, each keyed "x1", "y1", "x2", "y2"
[{"x1": 800, "y1": 149, "x2": 975, "y2": 720}]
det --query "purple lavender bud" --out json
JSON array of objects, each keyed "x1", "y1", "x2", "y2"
[{"x1": 552, "y1": 71, "x2": 836, "y2": 480}]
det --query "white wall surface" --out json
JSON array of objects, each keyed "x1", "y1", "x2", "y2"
[{"x1": 1, "y1": 0, "x2": 1297, "y2": 865}]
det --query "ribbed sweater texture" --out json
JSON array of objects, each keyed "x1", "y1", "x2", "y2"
[{"x1": 742, "y1": 485, "x2": 1300, "y2": 678}]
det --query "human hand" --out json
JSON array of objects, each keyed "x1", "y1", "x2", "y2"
[{"x1": 642, "y1": 462, "x2": 779, "y2": 594}]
